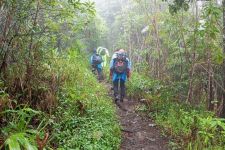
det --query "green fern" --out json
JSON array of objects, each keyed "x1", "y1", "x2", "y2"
[{"x1": 4, "y1": 132, "x2": 37, "y2": 150}]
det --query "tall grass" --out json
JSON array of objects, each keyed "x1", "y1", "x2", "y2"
[
  {"x1": 0, "y1": 49, "x2": 121, "y2": 149},
  {"x1": 127, "y1": 73, "x2": 225, "y2": 149}
]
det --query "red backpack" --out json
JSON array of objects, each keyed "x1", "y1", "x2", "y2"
[{"x1": 113, "y1": 53, "x2": 128, "y2": 73}]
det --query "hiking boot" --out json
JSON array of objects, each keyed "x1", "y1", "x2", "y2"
[
  {"x1": 120, "y1": 97, "x2": 124, "y2": 102},
  {"x1": 115, "y1": 95, "x2": 120, "y2": 102}
]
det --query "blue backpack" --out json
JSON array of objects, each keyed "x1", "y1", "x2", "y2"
[{"x1": 92, "y1": 54, "x2": 103, "y2": 65}]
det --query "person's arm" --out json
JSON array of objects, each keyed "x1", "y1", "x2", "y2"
[
  {"x1": 127, "y1": 59, "x2": 131, "y2": 80},
  {"x1": 90, "y1": 55, "x2": 93, "y2": 64},
  {"x1": 109, "y1": 59, "x2": 114, "y2": 79},
  {"x1": 127, "y1": 68, "x2": 131, "y2": 80}
]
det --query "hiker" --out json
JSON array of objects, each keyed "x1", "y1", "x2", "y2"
[
  {"x1": 97, "y1": 47, "x2": 110, "y2": 67},
  {"x1": 90, "y1": 49, "x2": 103, "y2": 80},
  {"x1": 110, "y1": 49, "x2": 131, "y2": 102}
]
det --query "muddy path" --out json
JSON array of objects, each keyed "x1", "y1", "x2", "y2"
[
  {"x1": 106, "y1": 82, "x2": 169, "y2": 150},
  {"x1": 117, "y1": 100, "x2": 168, "y2": 150}
]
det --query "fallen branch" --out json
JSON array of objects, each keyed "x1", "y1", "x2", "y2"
[{"x1": 36, "y1": 132, "x2": 49, "y2": 150}]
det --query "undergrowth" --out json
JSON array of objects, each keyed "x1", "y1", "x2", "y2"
[
  {"x1": 51, "y1": 50, "x2": 121, "y2": 149},
  {"x1": 127, "y1": 73, "x2": 225, "y2": 150},
  {"x1": 0, "y1": 49, "x2": 121, "y2": 149}
]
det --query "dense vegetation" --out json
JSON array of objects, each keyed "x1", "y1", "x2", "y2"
[
  {"x1": 94, "y1": 0, "x2": 225, "y2": 149},
  {"x1": 0, "y1": 0, "x2": 120, "y2": 149},
  {"x1": 1, "y1": 0, "x2": 225, "y2": 149},
  {"x1": 99, "y1": 0, "x2": 225, "y2": 149}
]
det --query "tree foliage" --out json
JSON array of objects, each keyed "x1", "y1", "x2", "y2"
[
  {"x1": 0, "y1": 0, "x2": 121, "y2": 149},
  {"x1": 93, "y1": 0, "x2": 225, "y2": 149},
  {"x1": 1, "y1": 0, "x2": 225, "y2": 149}
]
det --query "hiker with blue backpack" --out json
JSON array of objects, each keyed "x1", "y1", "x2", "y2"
[
  {"x1": 90, "y1": 49, "x2": 103, "y2": 80},
  {"x1": 110, "y1": 49, "x2": 131, "y2": 102}
]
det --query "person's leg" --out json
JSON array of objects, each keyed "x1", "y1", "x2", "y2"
[
  {"x1": 91, "y1": 65, "x2": 96, "y2": 74},
  {"x1": 97, "y1": 68, "x2": 102, "y2": 80},
  {"x1": 120, "y1": 80, "x2": 126, "y2": 102},
  {"x1": 99, "y1": 68, "x2": 103, "y2": 80},
  {"x1": 113, "y1": 79, "x2": 119, "y2": 101}
]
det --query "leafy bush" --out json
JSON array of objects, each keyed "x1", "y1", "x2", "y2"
[
  {"x1": 127, "y1": 73, "x2": 225, "y2": 149},
  {"x1": 0, "y1": 107, "x2": 48, "y2": 150},
  {"x1": 50, "y1": 49, "x2": 121, "y2": 149},
  {"x1": 127, "y1": 73, "x2": 162, "y2": 100},
  {"x1": 1, "y1": 49, "x2": 121, "y2": 149}
]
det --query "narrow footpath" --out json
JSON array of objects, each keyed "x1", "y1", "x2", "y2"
[
  {"x1": 106, "y1": 83, "x2": 169, "y2": 150},
  {"x1": 117, "y1": 99, "x2": 168, "y2": 150}
]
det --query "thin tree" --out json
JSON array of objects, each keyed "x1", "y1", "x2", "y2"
[{"x1": 221, "y1": 0, "x2": 225, "y2": 117}]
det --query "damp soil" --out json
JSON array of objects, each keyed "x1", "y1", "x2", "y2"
[
  {"x1": 115, "y1": 99, "x2": 169, "y2": 150},
  {"x1": 106, "y1": 82, "x2": 169, "y2": 150}
]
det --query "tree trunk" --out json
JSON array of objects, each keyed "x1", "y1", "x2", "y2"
[
  {"x1": 26, "y1": 0, "x2": 40, "y2": 102},
  {"x1": 152, "y1": 17, "x2": 161, "y2": 79},
  {"x1": 0, "y1": 5, "x2": 15, "y2": 75},
  {"x1": 187, "y1": 0, "x2": 198, "y2": 104},
  {"x1": 220, "y1": 0, "x2": 225, "y2": 117},
  {"x1": 207, "y1": 51, "x2": 214, "y2": 111},
  {"x1": 152, "y1": 0, "x2": 161, "y2": 79}
]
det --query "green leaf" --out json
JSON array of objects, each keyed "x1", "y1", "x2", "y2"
[
  {"x1": 5, "y1": 135, "x2": 21, "y2": 150},
  {"x1": 4, "y1": 133, "x2": 37, "y2": 150}
]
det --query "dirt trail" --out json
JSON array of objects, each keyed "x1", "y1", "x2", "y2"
[
  {"x1": 116, "y1": 99, "x2": 168, "y2": 150},
  {"x1": 105, "y1": 82, "x2": 168, "y2": 149}
]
